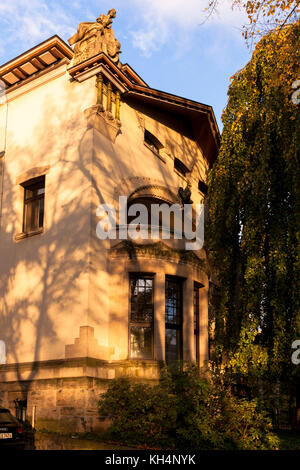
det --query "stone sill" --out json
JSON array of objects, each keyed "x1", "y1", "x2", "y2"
[
  {"x1": 15, "y1": 228, "x2": 44, "y2": 241},
  {"x1": 144, "y1": 142, "x2": 166, "y2": 163},
  {"x1": 174, "y1": 168, "x2": 188, "y2": 182}
]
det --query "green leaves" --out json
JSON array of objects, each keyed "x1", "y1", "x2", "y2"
[
  {"x1": 98, "y1": 365, "x2": 279, "y2": 449},
  {"x1": 207, "y1": 22, "x2": 300, "y2": 385}
]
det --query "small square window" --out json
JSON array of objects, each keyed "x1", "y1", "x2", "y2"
[{"x1": 22, "y1": 176, "x2": 45, "y2": 234}]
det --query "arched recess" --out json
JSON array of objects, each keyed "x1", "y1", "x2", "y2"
[
  {"x1": 113, "y1": 177, "x2": 182, "y2": 223},
  {"x1": 113, "y1": 178, "x2": 200, "y2": 239},
  {"x1": 129, "y1": 185, "x2": 181, "y2": 206}
]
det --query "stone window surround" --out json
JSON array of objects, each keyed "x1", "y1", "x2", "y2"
[
  {"x1": 109, "y1": 256, "x2": 209, "y2": 366},
  {"x1": 143, "y1": 129, "x2": 166, "y2": 164},
  {"x1": 14, "y1": 166, "x2": 50, "y2": 241}
]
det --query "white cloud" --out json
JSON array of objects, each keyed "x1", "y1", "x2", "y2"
[
  {"x1": 130, "y1": 0, "x2": 245, "y2": 28},
  {"x1": 129, "y1": 0, "x2": 247, "y2": 55},
  {"x1": 0, "y1": 0, "x2": 247, "y2": 61},
  {"x1": 0, "y1": 0, "x2": 75, "y2": 50}
]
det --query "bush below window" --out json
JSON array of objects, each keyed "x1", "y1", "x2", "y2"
[{"x1": 98, "y1": 364, "x2": 279, "y2": 450}]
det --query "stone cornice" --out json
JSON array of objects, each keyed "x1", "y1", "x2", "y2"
[
  {"x1": 0, "y1": 357, "x2": 163, "y2": 383},
  {"x1": 109, "y1": 240, "x2": 209, "y2": 273}
]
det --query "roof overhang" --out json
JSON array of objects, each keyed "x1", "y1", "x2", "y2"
[
  {"x1": 68, "y1": 51, "x2": 148, "y2": 88},
  {"x1": 0, "y1": 35, "x2": 73, "y2": 92},
  {"x1": 123, "y1": 90, "x2": 220, "y2": 166},
  {"x1": 68, "y1": 51, "x2": 220, "y2": 164}
]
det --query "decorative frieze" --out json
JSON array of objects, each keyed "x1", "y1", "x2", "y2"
[{"x1": 109, "y1": 240, "x2": 208, "y2": 273}]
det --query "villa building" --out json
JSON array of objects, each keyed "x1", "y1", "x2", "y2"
[{"x1": 0, "y1": 10, "x2": 219, "y2": 432}]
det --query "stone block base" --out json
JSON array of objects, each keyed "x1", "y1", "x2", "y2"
[{"x1": 0, "y1": 358, "x2": 161, "y2": 433}]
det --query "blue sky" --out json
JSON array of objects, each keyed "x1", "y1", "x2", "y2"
[{"x1": 0, "y1": 0, "x2": 252, "y2": 129}]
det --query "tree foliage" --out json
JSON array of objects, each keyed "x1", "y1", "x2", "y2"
[
  {"x1": 207, "y1": 21, "x2": 300, "y2": 388},
  {"x1": 98, "y1": 365, "x2": 279, "y2": 450},
  {"x1": 206, "y1": 0, "x2": 300, "y2": 44}
]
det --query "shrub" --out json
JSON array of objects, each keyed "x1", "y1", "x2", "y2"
[{"x1": 98, "y1": 364, "x2": 279, "y2": 450}]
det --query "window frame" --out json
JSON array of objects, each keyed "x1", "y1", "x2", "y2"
[
  {"x1": 144, "y1": 129, "x2": 163, "y2": 156},
  {"x1": 174, "y1": 158, "x2": 189, "y2": 178},
  {"x1": 193, "y1": 282, "x2": 201, "y2": 365},
  {"x1": 21, "y1": 175, "x2": 45, "y2": 235},
  {"x1": 165, "y1": 276, "x2": 183, "y2": 363},
  {"x1": 128, "y1": 273, "x2": 155, "y2": 360},
  {"x1": 198, "y1": 180, "x2": 208, "y2": 197}
]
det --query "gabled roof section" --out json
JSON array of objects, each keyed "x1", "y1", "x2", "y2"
[
  {"x1": 0, "y1": 35, "x2": 73, "y2": 92},
  {"x1": 123, "y1": 88, "x2": 220, "y2": 166},
  {"x1": 68, "y1": 51, "x2": 220, "y2": 164}
]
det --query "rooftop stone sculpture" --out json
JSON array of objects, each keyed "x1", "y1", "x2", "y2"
[{"x1": 68, "y1": 8, "x2": 122, "y2": 67}]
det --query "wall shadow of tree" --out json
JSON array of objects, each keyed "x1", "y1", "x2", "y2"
[{"x1": 0, "y1": 83, "x2": 209, "y2": 425}]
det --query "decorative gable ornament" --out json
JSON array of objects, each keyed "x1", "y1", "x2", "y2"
[{"x1": 68, "y1": 9, "x2": 122, "y2": 67}]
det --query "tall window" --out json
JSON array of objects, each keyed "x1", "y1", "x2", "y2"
[
  {"x1": 129, "y1": 275, "x2": 154, "y2": 359},
  {"x1": 194, "y1": 284, "x2": 200, "y2": 364},
  {"x1": 22, "y1": 176, "x2": 45, "y2": 233},
  {"x1": 165, "y1": 277, "x2": 183, "y2": 362}
]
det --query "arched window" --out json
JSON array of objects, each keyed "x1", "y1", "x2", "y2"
[{"x1": 144, "y1": 129, "x2": 163, "y2": 155}]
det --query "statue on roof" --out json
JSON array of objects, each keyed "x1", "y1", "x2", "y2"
[{"x1": 68, "y1": 9, "x2": 121, "y2": 67}]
